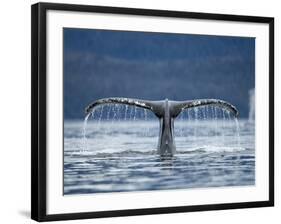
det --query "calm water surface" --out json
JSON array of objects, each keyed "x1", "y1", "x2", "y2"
[{"x1": 64, "y1": 117, "x2": 255, "y2": 195}]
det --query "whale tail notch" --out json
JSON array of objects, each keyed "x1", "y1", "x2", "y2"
[{"x1": 85, "y1": 97, "x2": 238, "y2": 156}]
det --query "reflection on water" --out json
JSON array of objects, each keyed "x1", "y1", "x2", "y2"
[{"x1": 64, "y1": 119, "x2": 255, "y2": 195}]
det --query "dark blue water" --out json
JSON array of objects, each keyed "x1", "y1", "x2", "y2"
[{"x1": 64, "y1": 118, "x2": 255, "y2": 195}]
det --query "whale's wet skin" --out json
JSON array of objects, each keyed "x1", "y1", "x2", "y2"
[{"x1": 64, "y1": 110, "x2": 255, "y2": 195}]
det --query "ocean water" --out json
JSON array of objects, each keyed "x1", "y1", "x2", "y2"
[{"x1": 64, "y1": 113, "x2": 255, "y2": 195}]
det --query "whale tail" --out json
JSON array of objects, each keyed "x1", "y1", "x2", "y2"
[
  {"x1": 85, "y1": 98, "x2": 238, "y2": 117},
  {"x1": 85, "y1": 97, "x2": 238, "y2": 156}
]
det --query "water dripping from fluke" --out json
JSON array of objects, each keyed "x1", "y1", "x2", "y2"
[
  {"x1": 82, "y1": 112, "x2": 91, "y2": 152},
  {"x1": 234, "y1": 117, "x2": 241, "y2": 147},
  {"x1": 83, "y1": 98, "x2": 239, "y2": 156}
]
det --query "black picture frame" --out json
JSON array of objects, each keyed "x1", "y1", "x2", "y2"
[{"x1": 31, "y1": 2, "x2": 274, "y2": 222}]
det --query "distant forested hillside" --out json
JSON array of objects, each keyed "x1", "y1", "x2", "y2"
[{"x1": 63, "y1": 28, "x2": 255, "y2": 119}]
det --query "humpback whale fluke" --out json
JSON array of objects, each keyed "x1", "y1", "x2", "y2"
[{"x1": 85, "y1": 98, "x2": 238, "y2": 156}]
